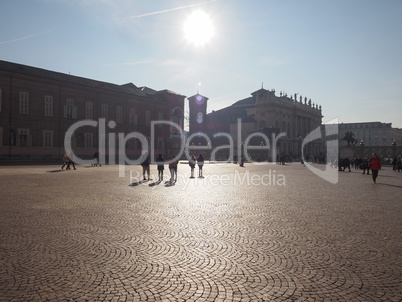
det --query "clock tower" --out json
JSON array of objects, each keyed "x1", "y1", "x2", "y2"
[{"x1": 188, "y1": 93, "x2": 209, "y2": 135}]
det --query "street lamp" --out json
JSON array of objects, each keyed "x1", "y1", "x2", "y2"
[
  {"x1": 260, "y1": 141, "x2": 264, "y2": 162},
  {"x1": 392, "y1": 139, "x2": 397, "y2": 157},
  {"x1": 360, "y1": 139, "x2": 365, "y2": 159}
]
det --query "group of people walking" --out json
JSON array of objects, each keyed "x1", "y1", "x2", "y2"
[
  {"x1": 141, "y1": 153, "x2": 205, "y2": 183},
  {"x1": 61, "y1": 151, "x2": 76, "y2": 170}
]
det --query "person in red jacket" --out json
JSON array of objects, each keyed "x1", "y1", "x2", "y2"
[{"x1": 368, "y1": 153, "x2": 382, "y2": 184}]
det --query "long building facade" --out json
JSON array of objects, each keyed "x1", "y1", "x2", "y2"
[
  {"x1": 0, "y1": 60, "x2": 185, "y2": 162},
  {"x1": 339, "y1": 122, "x2": 402, "y2": 147},
  {"x1": 338, "y1": 122, "x2": 402, "y2": 161}
]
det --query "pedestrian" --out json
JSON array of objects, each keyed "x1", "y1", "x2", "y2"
[
  {"x1": 93, "y1": 152, "x2": 101, "y2": 166},
  {"x1": 392, "y1": 157, "x2": 398, "y2": 171},
  {"x1": 61, "y1": 152, "x2": 69, "y2": 170},
  {"x1": 197, "y1": 154, "x2": 204, "y2": 177},
  {"x1": 189, "y1": 154, "x2": 196, "y2": 178},
  {"x1": 141, "y1": 153, "x2": 151, "y2": 180},
  {"x1": 66, "y1": 151, "x2": 76, "y2": 170},
  {"x1": 368, "y1": 152, "x2": 381, "y2": 184},
  {"x1": 169, "y1": 156, "x2": 178, "y2": 183},
  {"x1": 156, "y1": 153, "x2": 164, "y2": 182},
  {"x1": 239, "y1": 155, "x2": 244, "y2": 167},
  {"x1": 397, "y1": 158, "x2": 402, "y2": 172}
]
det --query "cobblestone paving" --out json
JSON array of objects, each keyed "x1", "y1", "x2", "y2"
[{"x1": 0, "y1": 163, "x2": 401, "y2": 301}]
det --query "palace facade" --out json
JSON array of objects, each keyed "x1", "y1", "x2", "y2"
[{"x1": 189, "y1": 88, "x2": 323, "y2": 161}]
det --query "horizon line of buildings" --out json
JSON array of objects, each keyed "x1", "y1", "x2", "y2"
[{"x1": 0, "y1": 60, "x2": 400, "y2": 162}]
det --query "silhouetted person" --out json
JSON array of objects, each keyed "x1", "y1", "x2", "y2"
[
  {"x1": 392, "y1": 157, "x2": 398, "y2": 171},
  {"x1": 66, "y1": 151, "x2": 76, "y2": 170},
  {"x1": 197, "y1": 154, "x2": 204, "y2": 177},
  {"x1": 93, "y1": 152, "x2": 101, "y2": 166},
  {"x1": 189, "y1": 154, "x2": 196, "y2": 178},
  {"x1": 169, "y1": 156, "x2": 178, "y2": 183},
  {"x1": 156, "y1": 154, "x2": 164, "y2": 181},
  {"x1": 141, "y1": 153, "x2": 150, "y2": 180},
  {"x1": 61, "y1": 153, "x2": 69, "y2": 170}
]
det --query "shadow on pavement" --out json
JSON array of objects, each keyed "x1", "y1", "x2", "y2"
[
  {"x1": 129, "y1": 180, "x2": 150, "y2": 187},
  {"x1": 377, "y1": 183, "x2": 402, "y2": 189}
]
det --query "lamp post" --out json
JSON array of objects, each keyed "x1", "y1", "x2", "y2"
[
  {"x1": 392, "y1": 139, "x2": 397, "y2": 158},
  {"x1": 260, "y1": 141, "x2": 264, "y2": 162},
  {"x1": 360, "y1": 139, "x2": 365, "y2": 158}
]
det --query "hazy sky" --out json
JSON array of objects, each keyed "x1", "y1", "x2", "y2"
[{"x1": 1, "y1": 0, "x2": 401, "y2": 129}]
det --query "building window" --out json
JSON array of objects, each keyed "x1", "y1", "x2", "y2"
[
  {"x1": 0, "y1": 127, "x2": 3, "y2": 146},
  {"x1": 44, "y1": 95, "x2": 53, "y2": 117},
  {"x1": 17, "y1": 129, "x2": 31, "y2": 147},
  {"x1": 129, "y1": 108, "x2": 137, "y2": 125},
  {"x1": 84, "y1": 133, "x2": 93, "y2": 148},
  {"x1": 64, "y1": 99, "x2": 77, "y2": 119},
  {"x1": 170, "y1": 108, "x2": 182, "y2": 129},
  {"x1": 145, "y1": 110, "x2": 151, "y2": 126},
  {"x1": 43, "y1": 130, "x2": 53, "y2": 147},
  {"x1": 0, "y1": 88, "x2": 2, "y2": 112},
  {"x1": 157, "y1": 112, "x2": 164, "y2": 127},
  {"x1": 86, "y1": 101, "x2": 93, "y2": 119},
  {"x1": 99, "y1": 133, "x2": 107, "y2": 151},
  {"x1": 116, "y1": 106, "x2": 123, "y2": 124},
  {"x1": 157, "y1": 137, "x2": 164, "y2": 150},
  {"x1": 101, "y1": 104, "x2": 108, "y2": 120},
  {"x1": 19, "y1": 92, "x2": 29, "y2": 114},
  {"x1": 127, "y1": 138, "x2": 136, "y2": 149}
]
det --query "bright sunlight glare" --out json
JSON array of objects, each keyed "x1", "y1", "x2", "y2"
[{"x1": 183, "y1": 11, "x2": 214, "y2": 46}]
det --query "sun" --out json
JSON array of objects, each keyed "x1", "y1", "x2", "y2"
[{"x1": 183, "y1": 11, "x2": 214, "y2": 46}]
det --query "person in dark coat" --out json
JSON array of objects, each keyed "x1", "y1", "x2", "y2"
[
  {"x1": 93, "y1": 152, "x2": 101, "y2": 166},
  {"x1": 189, "y1": 154, "x2": 196, "y2": 178},
  {"x1": 169, "y1": 156, "x2": 178, "y2": 183},
  {"x1": 61, "y1": 153, "x2": 69, "y2": 170},
  {"x1": 197, "y1": 154, "x2": 204, "y2": 177},
  {"x1": 156, "y1": 154, "x2": 164, "y2": 181},
  {"x1": 392, "y1": 157, "x2": 398, "y2": 171},
  {"x1": 66, "y1": 151, "x2": 76, "y2": 170},
  {"x1": 141, "y1": 153, "x2": 150, "y2": 180}
]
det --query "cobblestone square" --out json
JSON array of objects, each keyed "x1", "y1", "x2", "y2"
[{"x1": 0, "y1": 163, "x2": 401, "y2": 301}]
